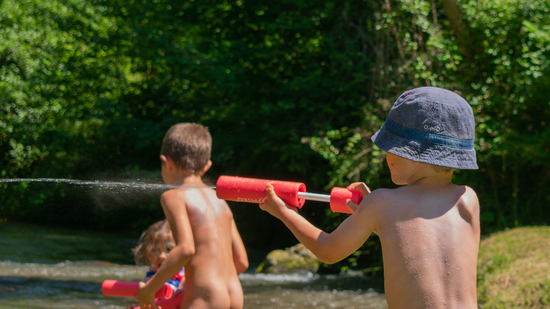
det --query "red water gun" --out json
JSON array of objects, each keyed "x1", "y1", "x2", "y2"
[{"x1": 215, "y1": 176, "x2": 363, "y2": 214}]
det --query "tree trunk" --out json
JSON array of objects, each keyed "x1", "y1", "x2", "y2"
[{"x1": 441, "y1": 0, "x2": 465, "y2": 43}]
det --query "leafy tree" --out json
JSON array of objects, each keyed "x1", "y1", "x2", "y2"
[
  {"x1": 1, "y1": 0, "x2": 549, "y2": 271},
  {"x1": 307, "y1": 0, "x2": 550, "y2": 269},
  {"x1": 460, "y1": 0, "x2": 550, "y2": 230},
  {"x1": 0, "y1": 0, "x2": 138, "y2": 226}
]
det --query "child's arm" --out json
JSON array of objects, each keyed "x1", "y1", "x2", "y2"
[
  {"x1": 137, "y1": 189, "x2": 195, "y2": 309},
  {"x1": 229, "y1": 214, "x2": 249, "y2": 274},
  {"x1": 260, "y1": 183, "x2": 377, "y2": 264},
  {"x1": 177, "y1": 276, "x2": 185, "y2": 290}
]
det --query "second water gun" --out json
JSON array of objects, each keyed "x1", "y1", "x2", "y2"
[{"x1": 101, "y1": 280, "x2": 183, "y2": 309}]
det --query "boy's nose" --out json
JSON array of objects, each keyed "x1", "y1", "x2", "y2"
[{"x1": 159, "y1": 251, "x2": 168, "y2": 260}]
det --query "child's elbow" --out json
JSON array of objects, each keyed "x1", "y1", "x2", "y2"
[
  {"x1": 236, "y1": 259, "x2": 249, "y2": 274},
  {"x1": 318, "y1": 256, "x2": 340, "y2": 264},
  {"x1": 314, "y1": 235, "x2": 345, "y2": 264},
  {"x1": 176, "y1": 244, "x2": 195, "y2": 258},
  {"x1": 314, "y1": 250, "x2": 343, "y2": 265},
  {"x1": 317, "y1": 256, "x2": 341, "y2": 265},
  {"x1": 182, "y1": 245, "x2": 196, "y2": 257}
]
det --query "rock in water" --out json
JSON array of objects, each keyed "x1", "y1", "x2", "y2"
[{"x1": 257, "y1": 243, "x2": 319, "y2": 274}]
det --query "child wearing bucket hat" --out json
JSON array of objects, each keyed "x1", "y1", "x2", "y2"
[{"x1": 260, "y1": 87, "x2": 480, "y2": 309}]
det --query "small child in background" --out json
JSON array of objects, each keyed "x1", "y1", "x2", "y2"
[{"x1": 131, "y1": 219, "x2": 184, "y2": 306}]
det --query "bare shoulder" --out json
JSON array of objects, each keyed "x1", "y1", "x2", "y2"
[
  {"x1": 363, "y1": 187, "x2": 404, "y2": 207},
  {"x1": 456, "y1": 185, "x2": 479, "y2": 210},
  {"x1": 350, "y1": 188, "x2": 403, "y2": 234},
  {"x1": 355, "y1": 187, "x2": 400, "y2": 217},
  {"x1": 461, "y1": 185, "x2": 479, "y2": 203},
  {"x1": 217, "y1": 196, "x2": 234, "y2": 217},
  {"x1": 160, "y1": 188, "x2": 186, "y2": 206},
  {"x1": 456, "y1": 185, "x2": 480, "y2": 224}
]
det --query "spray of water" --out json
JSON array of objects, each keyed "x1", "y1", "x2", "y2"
[
  {"x1": 0, "y1": 178, "x2": 217, "y2": 211},
  {"x1": 0, "y1": 178, "x2": 215, "y2": 192}
]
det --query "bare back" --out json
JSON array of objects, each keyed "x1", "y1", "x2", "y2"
[
  {"x1": 374, "y1": 184, "x2": 480, "y2": 309},
  {"x1": 166, "y1": 187, "x2": 244, "y2": 309}
]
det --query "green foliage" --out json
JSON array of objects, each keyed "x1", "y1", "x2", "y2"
[
  {"x1": 460, "y1": 0, "x2": 550, "y2": 231},
  {"x1": 306, "y1": 0, "x2": 550, "y2": 270},
  {"x1": 0, "y1": 0, "x2": 125, "y2": 177},
  {"x1": 0, "y1": 0, "x2": 549, "y2": 271}
]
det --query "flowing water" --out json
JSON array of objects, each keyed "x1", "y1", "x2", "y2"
[
  {"x1": 0, "y1": 222, "x2": 387, "y2": 309},
  {"x1": 0, "y1": 179, "x2": 387, "y2": 308}
]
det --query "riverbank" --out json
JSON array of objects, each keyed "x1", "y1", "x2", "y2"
[
  {"x1": 0, "y1": 221, "x2": 387, "y2": 308},
  {"x1": 477, "y1": 226, "x2": 550, "y2": 308},
  {"x1": 3, "y1": 221, "x2": 549, "y2": 308}
]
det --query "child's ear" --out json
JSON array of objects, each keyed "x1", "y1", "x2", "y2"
[
  {"x1": 160, "y1": 155, "x2": 168, "y2": 166},
  {"x1": 200, "y1": 160, "x2": 212, "y2": 176},
  {"x1": 160, "y1": 155, "x2": 176, "y2": 172}
]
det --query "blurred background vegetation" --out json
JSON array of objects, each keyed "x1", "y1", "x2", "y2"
[{"x1": 1, "y1": 0, "x2": 549, "y2": 272}]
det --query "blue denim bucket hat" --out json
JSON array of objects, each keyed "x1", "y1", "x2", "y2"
[{"x1": 371, "y1": 87, "x2": 478, "y2": 170}]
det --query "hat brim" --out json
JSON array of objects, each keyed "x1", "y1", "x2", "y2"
[{"x1": 372, "y1": 121, "x2": 479, "y2": 170}]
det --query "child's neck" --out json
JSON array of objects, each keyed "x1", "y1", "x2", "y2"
[
  {"x1": 168, "y1": 171, "x2": 206, "y2": 187},
  {"x1": 408, "y1": 171, "x2": 454, "y2": 189},
  {"x1": 181, "y1": 174, "x2": 206, "y2": 187}
]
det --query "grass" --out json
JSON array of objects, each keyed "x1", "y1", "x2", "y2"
[{"x1": 477, "y1": 226, "x2": 550, "y2": 308}]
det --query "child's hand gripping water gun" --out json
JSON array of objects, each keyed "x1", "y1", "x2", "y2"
[
  {"x1": 101, "y1": 280, "x2": 183, "y2": 309},
  {"x1": 215, "y1": 176, "x2": 363, "y2": 214}
]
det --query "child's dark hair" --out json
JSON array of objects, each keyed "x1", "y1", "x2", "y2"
[
  {"x1": 132, "y1": 220, "x2": 174, "y2": 265},
  {"x1": 160, "y1": 123, "x2": 212, "y2": 172}
]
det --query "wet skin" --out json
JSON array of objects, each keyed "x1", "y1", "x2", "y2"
[
  {"x1": 261, "y1": 153, "x2": 480, "y2": 309},
  {"x1": 137, "y1": 156, "x2": 248, "y2": 309}
]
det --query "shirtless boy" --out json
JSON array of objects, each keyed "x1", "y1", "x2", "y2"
[
  {"x1": 137, "y1": 123, "x2": 249, "y2": 309},
  {"x1": 260, "y1": 87, "x2": 480, "y2": 309}
]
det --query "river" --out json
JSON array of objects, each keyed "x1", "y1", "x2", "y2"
[{"x1": 0, "y1": 221, "x2": 387, "y2": 309}]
